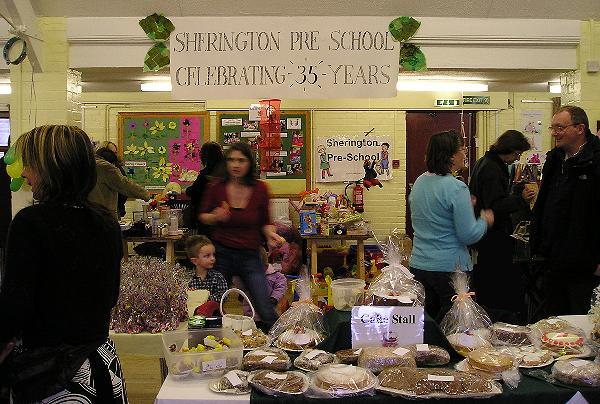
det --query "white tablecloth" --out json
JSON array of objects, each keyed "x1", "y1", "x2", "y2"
[{"x1": 155, "y1": 376, "x2": 250, "y2": 404}]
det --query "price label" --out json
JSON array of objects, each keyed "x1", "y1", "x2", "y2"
[
  {"x1": 225, "y1": 371, "x2": 243, "y2": 386},
  {"x1": 261, "y1": 356, "x2": 277, "y2": 364},
  {"x1": 569, "y1": 359, "x2": 589, "y2": 368},
  {"x1": 416, "y1": 344, "x2": 429, "y2": 352},
  {"x1": 428, "y1": 375, "x2": 455, "y2": 382},
  {"x1": 304, "y1": 350, "x2": 324, "y2": 359},
  {"x1": 393, "y1": 347, "x2": 410, "y2": 356},
  {"x1": 353, "y1": 348, "x2": 363, "y2": 355},
  {"x1": 202, "y1": 358, "x2": 227, "y2": 372},
  {"x1": 266, "y1": 372, "x2": 288, "y2": 380},
  {"x1": 242, "y1": 329, "x2": 254, "y2": 336}
]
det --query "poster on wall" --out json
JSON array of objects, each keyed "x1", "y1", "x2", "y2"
[
  {"x1": 315, "y1": 135, "x2": 393, "y2": 183},
  {"x1": 521, "y1": 110, "x2": 544, "y2": 165},
  {"x1": 170, "y1": 17, "x2": 400, "y2": 99},
  {"x1": 118, "y1": 112, "x2": 209, "y2": 191}
]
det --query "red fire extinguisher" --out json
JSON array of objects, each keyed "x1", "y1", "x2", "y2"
[{"x1": 353, "y1": 182, "x2": 364, "y2": 212}]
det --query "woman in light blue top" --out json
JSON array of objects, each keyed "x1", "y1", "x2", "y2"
[{"x1": 409, "y1": 130, "x2": 494, "y2": 322}]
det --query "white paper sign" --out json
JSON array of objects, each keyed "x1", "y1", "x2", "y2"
[
  {"x1": 170, "y1": 17, "x2": 399, "y2": 99},
  {"x1": 416, "y1": 344, "x2": 429, "y2": 352},
  {"x1": 351, "y1": 306, "x2": 424, "y2": 348},
  {"x1": 428, "y1": 375, "x2": 455, "y2": 382},
  {"x1": 242, "y1": 329, "x2": 254, "y2": 336},
  {"x1": 304, "y1": 350, "x2": 324, "y2": 359},
  {"x1": 202, "y1": 358, "x2": 227, "y2": 372},
  {"x1": 261, "y1": 356, "x2": 277, "y2": 364},
  {"x1": 265, "y1": 372, "x2": 288, "y2": 380},
  {"x1": 315, "y1": 135, "x2": 393, "y2": 183},
  {"x1": 225, "y1": 371, "x2": 243, "y2": 386},
  {"x1": 393, "y1": 347, "x2": 410, "y2": 356},
  {"x1": 569, "y1": 359, "x2": 589, "y2": 368}
]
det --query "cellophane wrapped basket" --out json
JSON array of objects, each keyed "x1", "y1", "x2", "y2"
[
  {"x1": 110, "y1": 256, "x2": 188, "y2": 333},
  {"x1": 364, "y1": 236, "x2": 425, "y2": 307},
  {"x1": 269, "y1": 274, "x2": 327, "y2": 351}
]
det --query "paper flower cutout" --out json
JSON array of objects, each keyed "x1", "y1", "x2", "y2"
[
  {"x1": 124, "y1": 144, "x2": 139, "y2": 155},
  {"x1": 143, "y1": 42, "x2": 170, "y2": 72},
  {"x1": 389, "y1": 16, "x2": 427, "y2": 72},
  {"x1": 138, "y1": 141, "x2": 155, "y2": 156},
  {"x1": 158, "y1": 146, "x2": 167, "y2": 154},
  {"x1": 152, "y1": 157, "x2": 173, "y2": 182},
  {"x1": 150, "y1": 120, "x2": 165, "y2": 135},
  {"x1": 168, "y1": 121, "x2": 177, "y2": 130}
]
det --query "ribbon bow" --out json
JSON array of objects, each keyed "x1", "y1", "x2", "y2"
[{"x1": 451, "y1": 291, "x2": 475, "y2": 302}]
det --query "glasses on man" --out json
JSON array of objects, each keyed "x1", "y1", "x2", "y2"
[{"x1": 548, "y1": 123, "x2": 579, "y2": 133}]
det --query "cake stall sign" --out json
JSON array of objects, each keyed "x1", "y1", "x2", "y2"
[
  {"x1": 315, "y1": 135, "x2": 393, "y2": 183},
  {"x1": 170, "y1": 17, "x2": 400, "y2": 99},
  {"x1": 351, "y1": 306, "x2": 424, "y2": 348}
]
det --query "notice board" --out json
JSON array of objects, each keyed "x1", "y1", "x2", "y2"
[
  {"x1": 216, "y1": 110, "x2": 311, "y2": 197},
  {"x1": 118, "y1": 112, "x2": 209, "y2": 191}
]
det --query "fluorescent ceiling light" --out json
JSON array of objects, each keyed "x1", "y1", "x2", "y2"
[
  {"x1": 397, "y1": 80, "x2": 488, "y2": 92},
  {"x1": 548, "y1": 83, "x2": 561, "y2": 93},
  {"x1": 141, "y1": 81, "x2": 172, "y2": 92},
  {"x1": 0, "y1": 84, "x2": 11, "y2": 94}
]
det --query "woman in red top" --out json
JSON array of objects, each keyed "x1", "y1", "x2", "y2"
[{"x1": 200, "y1": 142, "x2": 282, "y2": 327}]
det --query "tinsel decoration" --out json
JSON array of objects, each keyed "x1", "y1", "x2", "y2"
[{"x1": 110, "y1": 256, "x2": 188, "y2": 334}]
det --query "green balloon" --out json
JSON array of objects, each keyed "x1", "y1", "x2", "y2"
[
  {"x1": 10, "y1": 177, "x2": 23, "y2": 192},
  {"x1": 4, "y1": 145, "x2": 15, "y2": 165},
  {"x1": 6, "y1": 159, "x2": 23, "y2": 178}
]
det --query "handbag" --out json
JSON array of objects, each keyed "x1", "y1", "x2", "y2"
[
  {"x1": 0, "y1": 342, "x2": 97, "y2": 403},
  {"x1": 220, "y1": 288, "x2": 257, "y2": 332}
]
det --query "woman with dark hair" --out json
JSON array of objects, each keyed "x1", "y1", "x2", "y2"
[
  {"x1": 469, "y1": 130, "x2": 534, "y2": 323},
  {"x1": 185, "y1": 141, "x2": 224, "y2": 234},
  {"x1": 0, "y1": 125, "x2": 127, "y2": 402},
  {"x1": 409, "y1": 130, "x2": 494, "y2": 322},
  {"x1": 199, "y1": 142, "x2": 282, "y2": 328}
]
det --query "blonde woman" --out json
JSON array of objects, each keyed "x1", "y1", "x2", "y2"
[{"x1": 0, "y1": 125, "x2": 127, "y2": 402}]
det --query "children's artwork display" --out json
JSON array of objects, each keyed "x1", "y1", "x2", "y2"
[
  {"x1": 217, "y1": 111, "x2": 310, "y2": 196},
  {"x1": 118, "y1": 112, "x2": 209, "y2": 191},
  {"x1": 315, "y1": 135, "x2": 393, "y2": 183}
]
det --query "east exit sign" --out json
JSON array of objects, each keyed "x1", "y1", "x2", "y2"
[
  {"x1": 435, "y1": 99, "x2": 461, "y2": 107},
  {"x1": 463, "y1": 95, "x2": 490, "y2": 105}
]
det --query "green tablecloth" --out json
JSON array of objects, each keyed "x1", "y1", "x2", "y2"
[{"x1": 251, "y1": 309, "x2": 600, "y2": 404}]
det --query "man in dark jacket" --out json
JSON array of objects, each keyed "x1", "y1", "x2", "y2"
[
  {"x1": 532, "y1": 105, "x2": 600, "y2": 316},
  {"x1": 469, "y1": 130, "x2": 534, "y2": 323}
]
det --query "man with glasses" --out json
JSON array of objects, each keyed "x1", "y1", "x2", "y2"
[
  {"x1": 469, "y1": 130, "x2": 533, "y2": 324},
  {"x1": 532, "y1": 106, "x2": 600, "y2": 316}
]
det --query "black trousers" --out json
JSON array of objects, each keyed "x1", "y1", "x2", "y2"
[
  {"x1": 409, "y1": 268, "x2": 457, "y2": 323},
  {"x1": 543, "y1": 271, "x2": 600, "y2": 316}
]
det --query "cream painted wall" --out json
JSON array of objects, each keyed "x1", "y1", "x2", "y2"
[
  {"x1": 81, "y1": 90, "x2": 555, "y2": 240},
  {"x1": 578, "y1": 20, "x2": 600, "y2": 132}
]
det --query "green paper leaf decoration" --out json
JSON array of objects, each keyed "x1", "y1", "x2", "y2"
[
  {"x1": 139, "y1": 13, "x2": 175, "y2": 42},
  {"x1": 4, "y1": 145, "x2": 15, "y2": 165},
  {"x1": 143, "y1": 42, "x2": 170, "y2": 72},
  {"x1": 10, "y1": 177, "x2": 23, "y2": 192},
  {"x1": 400, "y1": 43, "x2": 427, "y2": 71},
  {"x1": 389, "y1": 16, "x2": 421, "y2": 42}
]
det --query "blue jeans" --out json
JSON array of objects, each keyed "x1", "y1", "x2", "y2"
[{"x1": 214, "y1": 242, "x2": 278, "y2": 325}]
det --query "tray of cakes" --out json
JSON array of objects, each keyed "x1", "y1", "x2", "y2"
[
  {"x1": 209, "y1": 370, "x2": 251, "y2": 394},
  {"x1": 551, "y1": 359, "x2": 600, "y2": 387},
  {"x1": 293, "y1": 349, "x2": 337, "y2": 372},
  {"x1": 377, "y1": 367, "x2": 502, "y2": 399},
  {"x1": 248, "y1": 370, "x2": 310, "y2": 396},
  {"x1": 357, "y1": 346, "x2": 416, "y2": 374},
  {"x1": 242, "y1": 347, "x2": 290, "y2": 372},
  {"x1": 234, "y1": 328, "x2": 270, "y2": 351},
  {"x1": 455, "y1": 347, "x2": 518, "y2": 382},
  {"x1": 505, "y1": 345, "x2": 554, "y2": 368},
  {"x1": 405, "y1": 344, "x2": 451, "y2": 366},
  {"x1": 306, "y1": 364, "x2": 378, "y2": 398}
]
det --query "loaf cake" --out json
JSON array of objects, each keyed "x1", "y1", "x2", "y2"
[
  {"x1": 335, "y1": 348, "x2": 362, "y2": 365},
  {"x1": 249, "y1": 370, "x2": 308, "y2": 395},
  {"x1": 378, "y1": 367, "x2": 498, "y2": 396},
  {"x1": 357, "y1": 346, "x2": 416, "y2": 374},
  {"x1": 293, "y1": 349, "x2": 336, "y2": 371},
  {"x1": 552, "y1": 360, "x2": 600, "y2": 387},
  {"x1": 490, "y1": 323, "x2": 531, "y2": 346},
  {"x1": 406, "y1": 344, "x2": 451, "y2": 366},
  {"x1": 242, "y1": 347, "x2": 290, "y2": 371}
]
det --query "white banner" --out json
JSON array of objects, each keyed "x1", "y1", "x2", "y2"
[
  {"x1": 170, "y1": 17, "x2": 399, "y2": 99},
  {"x1": 351, "y1": 306, "x2": 425, "y2": 348},
  {"x1": 315, "y1": 135, "x2": 393, "y2": 182}
]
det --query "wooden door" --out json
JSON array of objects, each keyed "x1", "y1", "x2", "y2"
[{"x1": 405, "y1": 111, "x2": 476, "y2": 237}]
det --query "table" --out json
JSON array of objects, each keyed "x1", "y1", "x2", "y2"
[
  {"x1": 156, "y1": 376, "x2": 249, "y2": 404},
  {"x1": 303, "y1": 234, "x2": 371, "y2": 279},
  {"x1": 122, "y1": 234, "x2": 184, "y2": 264}
]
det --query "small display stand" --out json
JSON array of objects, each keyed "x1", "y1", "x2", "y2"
[{"x1": 303, "y1": 233, "x2": 371, "y2": 280}]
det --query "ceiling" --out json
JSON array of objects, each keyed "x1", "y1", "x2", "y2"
[
  {"x1": 30, "y1": 0, "x2": 600, "y2": 19},
  {"x1": 14, "y1": 1, "x2": 597, "y2": 93}
]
